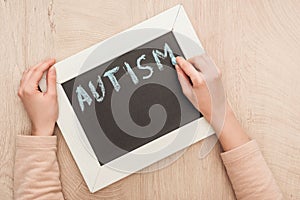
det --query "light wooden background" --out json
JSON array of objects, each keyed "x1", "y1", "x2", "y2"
[{"x1": 1, "y1": 0, "x2": 300, "y2": 199}]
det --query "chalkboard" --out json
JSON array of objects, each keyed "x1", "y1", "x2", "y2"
[{"x1": 62, "y1": 32, "x2": 201, "y2": 165}]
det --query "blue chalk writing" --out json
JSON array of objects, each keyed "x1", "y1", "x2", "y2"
[
  {"x1": 171, "y1": 57, "x2": 177, "y2": 65},
  {"x1": 76, "y1": 85, "x2": 93, "y2": 112},
  {"x1": 76, "y1": 42, "x2": 178, "y2": 112},
  {"x1": 152, "y1": 50, "x2": 163, "y2": 71},
  {"x1": 137, "y1": 54, "x2": 153, "y2": 79},
  {"x1": 103, "y1": 67, "x2": 121, "y2": 92},
  {"x1": 88, "y1": 75, "x2": 105, "y2": 102},
  {"x1": 124, "y1": 62, "x2": 139, "y2": 85},
  {"x1": 152, "y1": 43, "x2": 176, "y2": 70}
]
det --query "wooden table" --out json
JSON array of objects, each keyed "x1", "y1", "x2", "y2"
[{"x1": 1, "y1": 0, "x2": 299, "y2": 199}]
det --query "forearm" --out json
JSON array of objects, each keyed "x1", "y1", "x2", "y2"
[
  {"x1": 14, "y1": 135, "x2": 64, "y2": 200},
  {"x1": 176, "y1": 55, "x2": 282, "y2": 199},
  {"x1": 220, "y1": 140, "x2": 283, "y2": 199},
  {"x1": 217, "y1": 107, "x2": 250, "y2": 151},
  {"x1": 217, "y1": 108, "x2": 282, "y2": 199}
]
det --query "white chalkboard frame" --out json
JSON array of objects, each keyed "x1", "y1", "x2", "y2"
[{"x1": 39, "y1": 4, "x2": 215, "y2": 193}]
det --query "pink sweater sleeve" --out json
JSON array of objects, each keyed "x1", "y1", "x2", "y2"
[
  {"x1": 13, "y1": 136, "x2": 283, "y2": 199},
  {"x1": 220, "y1": 140, "x2": 283, "y2": 200},
  {"x1": 14, "y1": 135, "x2": 64, "y2": 200}
]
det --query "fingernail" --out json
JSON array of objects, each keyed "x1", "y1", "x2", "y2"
[{"x1": 50, "y1": 66, "x2": 56, "y2": 73}]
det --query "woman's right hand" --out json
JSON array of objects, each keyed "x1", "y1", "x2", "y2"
[
  {"x1": 175, "y1": 54, "x2": 249, "y2": 151},
  {"x1": 175, "y1": 54, "x2": 227, "y2": 133}
]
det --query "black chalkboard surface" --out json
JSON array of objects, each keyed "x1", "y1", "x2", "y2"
[{"x1": 62, "y1": 32, "x2": 201, "y2": 165}]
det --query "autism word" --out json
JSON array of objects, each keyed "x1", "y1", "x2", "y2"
[{"x1": 76, "y1": 43, "x2": 177, "y2": 112}]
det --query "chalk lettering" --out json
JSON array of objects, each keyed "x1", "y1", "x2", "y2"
[
  {"x1": 152, "y1": 43, "x2": 176, "y2": 71},
  {"x1": 137, "y1": 54, "x2": 153, "y2": 79},
  {"x1": 76, "y1": 85, "x2": 93, "y2": 112},
  {"x1": 76, "y1": 42, "x2": 177, "y2": 112},
  {"x1": 88, "y1": 75, "x2": 105, "y2": 102},
  {"x1": 103, "y1": 67, "x2": 120, "y2": 92},
  {"x1": 123, "y1": 62, "x2": 139, "y2": 85}
]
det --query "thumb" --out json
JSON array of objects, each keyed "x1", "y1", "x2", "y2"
[
  {"x1": 175, "y1": 65, "x2": 192, "y2": 98},
  {"x1": 46, "y1": 66, "x2": 57, "y2": 96}
]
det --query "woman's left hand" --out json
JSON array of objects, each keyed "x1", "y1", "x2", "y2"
[{"x1": 18, "y1": 59, "x2": 58, "y2": 136}]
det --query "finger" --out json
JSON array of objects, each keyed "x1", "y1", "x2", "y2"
[
  {"x1": 175, "y1": 65, "x2": 193, "y2": 97},
  {"x1": 176, "y1": 57, "x2": 201, "y2": 85},
  {"x1": 26, "y1": 60, "x2": 44, "y2": 81},
  {"x1": 18, "y1": 70, "x2": 36, "y2": 97},
  {"x1": 20, "y1": 67, "x2": 31, "y2": 86},
  {"x1": 189, "y1": 54, "x2": 220, "y2": 77},
  {"x1": 28, "y1": 60, "x2": 45, "y2": 71},
  {"x1": 29, "y1": 59, "x2": 56, "y2": 83},
  {"x1": 175, "y1": 64, "x2": 191, "y2": 86},
  {"x1": 46, "y1": 66, "x2": 57, "y2": 96},
  {"x1": 24, "y1": 68, "x2": 30, "y2": 73},
  {"x1": 188, "y1": 54, "x2": 209, "y2": 72}
]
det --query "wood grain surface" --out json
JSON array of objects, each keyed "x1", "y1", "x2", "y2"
[{"x1": 1, "y1": 0, "x2": 300, "y2": 199}]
